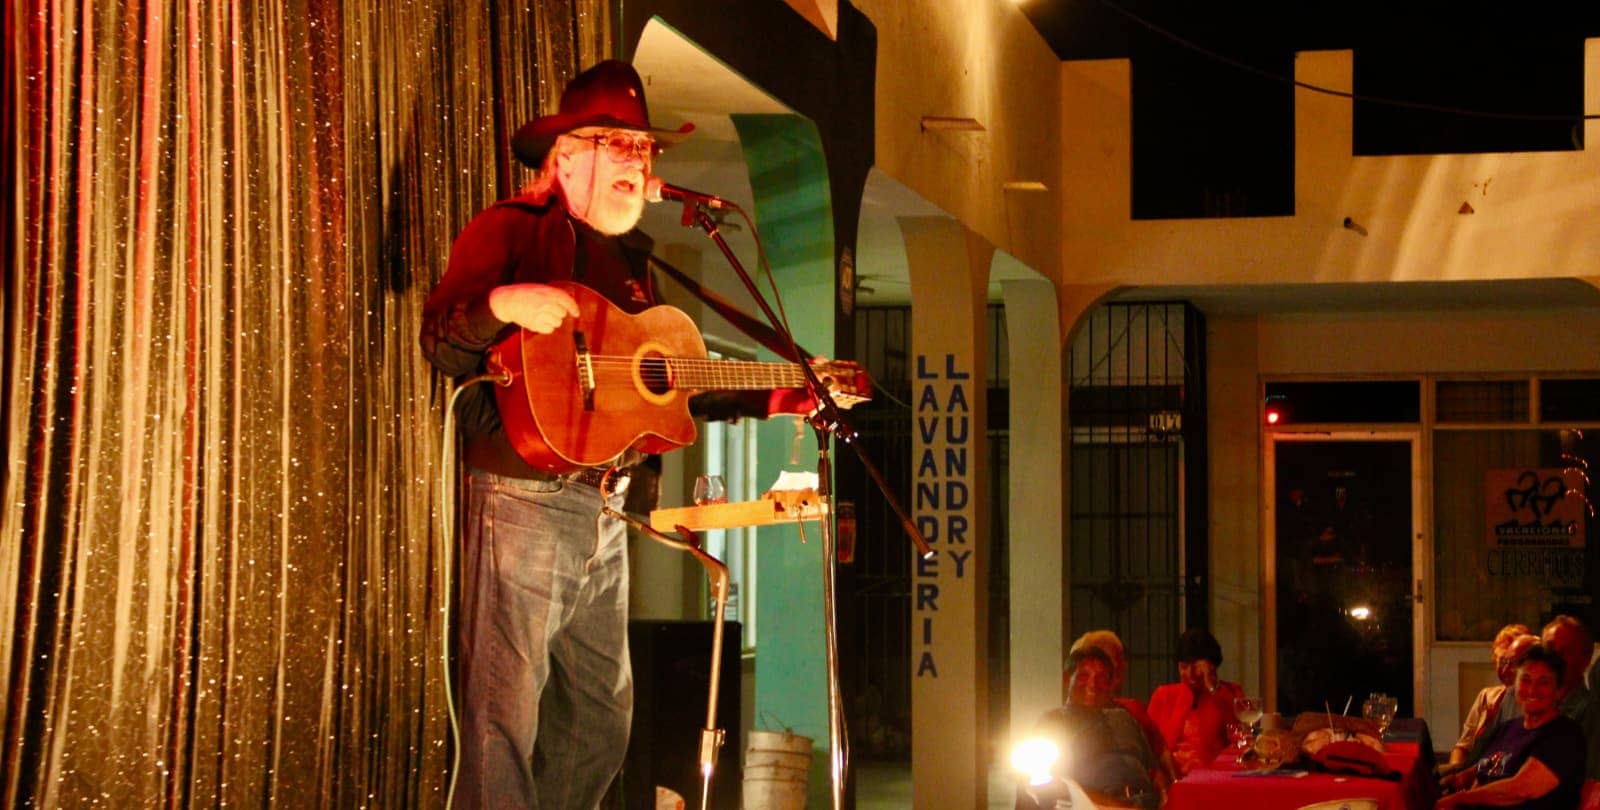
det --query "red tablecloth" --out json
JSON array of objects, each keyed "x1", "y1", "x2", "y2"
[{"x1": 1169, "y1": 734, "x2": 1436, "y2": 810}]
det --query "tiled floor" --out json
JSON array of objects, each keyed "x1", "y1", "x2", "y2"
[{"x1": 853, "y1": 759, "x2": 1017, "y2": 809}]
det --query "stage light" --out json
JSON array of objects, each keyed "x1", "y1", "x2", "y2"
[{"x1": 1010, "y1": 737, "x2": 1061, "y2": 786}]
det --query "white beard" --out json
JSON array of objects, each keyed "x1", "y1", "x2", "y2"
[
  {"x1": 585, "y1": 189, "x2": 645, "y2": 236},
  {"x1": 557, "y1": 149, "x2": 647, "y2": 236}
]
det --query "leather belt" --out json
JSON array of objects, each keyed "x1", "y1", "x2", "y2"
[{"x1": 565, "y1": 465, "x2": 628, "y2": 490}]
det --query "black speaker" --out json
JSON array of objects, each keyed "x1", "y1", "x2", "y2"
[{"x1": 612, "y1": 620, "x2": 742, "y2": 810}]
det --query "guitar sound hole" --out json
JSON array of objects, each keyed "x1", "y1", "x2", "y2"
[{"x1": 639, "y1": 356, "x2": 671, "y2": 395}]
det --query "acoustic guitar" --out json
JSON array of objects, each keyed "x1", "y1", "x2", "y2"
[{"x1": 486, "y1": 283, "x2": 870, "y2": 475}]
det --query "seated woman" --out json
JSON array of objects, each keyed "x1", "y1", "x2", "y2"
[
  {"x1": 1444, "y1": 626, "x2": 1538, "y2": 773},
  {"x1": 1437, "y1": 645, "x2": 1587, "y2": 810},
  {"x1": 1023, "y1": 646, "x2": 1164, "y2": 809},
  {"x1": 1145, "y1": 628, "x2": 1244, "y2": 776},
  {"x1": 1069, "y1": 629, "x2": 1175, "y2": 787}
]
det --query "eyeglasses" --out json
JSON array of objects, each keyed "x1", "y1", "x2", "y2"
[{"x1": 574, "y1": 132, "x2": 658, "y2": 163}]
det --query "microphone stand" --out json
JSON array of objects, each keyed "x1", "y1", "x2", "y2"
[
  {"x1": 598, "y1": 475, "x2": 729, "y2": 810},
  {"x1": 672, "y1": 201, "x2": 934, "y2": 810}
]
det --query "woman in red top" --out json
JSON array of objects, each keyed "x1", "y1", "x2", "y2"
[{"x1": 1146, "y1": 628, "x2": 1245, "y2": 776}]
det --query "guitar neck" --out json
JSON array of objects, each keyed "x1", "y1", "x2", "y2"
[{"x1": 665, "y1": 358, "x2": 808, "y2": 391}]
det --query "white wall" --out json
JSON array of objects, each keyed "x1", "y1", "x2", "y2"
[
  {"x1": 1257, "y1": 310, "x2": 1600, "y2": 375},
  {"x1": 856, "y1": 0, "x2": 1065, "y2": 288}
]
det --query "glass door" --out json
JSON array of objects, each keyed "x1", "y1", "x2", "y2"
[{"x1": 1269, "y1": 436, "x2": 1421, "y2": 717}]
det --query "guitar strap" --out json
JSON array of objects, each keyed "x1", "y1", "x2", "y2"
[
  {"x1": 499, "y1": 194, "x2": 807, "y2": 363},
  {"x1": 645, "y1": 253, "x2": 809, "y2": 364}
]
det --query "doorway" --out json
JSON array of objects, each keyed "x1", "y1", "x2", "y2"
[
  {"x1": 1068, "y1": 301, "x2": 1207, "y2": 700},
  {"x1": 1267, "y1": 435, "x2": 1422, "y2": 717}
]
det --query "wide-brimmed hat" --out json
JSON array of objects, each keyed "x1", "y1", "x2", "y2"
[{"x1": 511, "y1": 60, "x2": 693, "y2": 167}]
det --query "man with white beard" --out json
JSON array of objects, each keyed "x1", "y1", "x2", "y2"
[{"x1": 421, "y1": 60, "x2": 807, "y2": 809}]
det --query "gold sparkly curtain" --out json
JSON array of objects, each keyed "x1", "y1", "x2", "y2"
[{"x1": 3, "y1": 1, "x2": 610, "y2": 806}]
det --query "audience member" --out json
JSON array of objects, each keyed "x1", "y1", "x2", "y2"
[
  {"x1": 1146, "y1": 628, "x2": 1244, "y2": 776},
  {"x1": 1462, "y1": 615, "x2": 1599, "y2": 779},
  {"x1": 1445, "y1": 626, "x2": 1537, "y2": 771},
  {"x1": 1437, "y1": 645, "x2": 1586, "y2": 809},
  {"x1": 1068, "y1": 630, "x2": 1175, "y2": 787},
  {"x1": 1023, "y1": 647, "x2": 1164, "y2": 809},
  {"x1": 1539, "y1": 615, "x2": 1598, "y2": 779}
]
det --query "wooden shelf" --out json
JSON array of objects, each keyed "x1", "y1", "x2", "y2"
[{"x1": 649, "y1": 499, "x2": 828, "y2": 531}]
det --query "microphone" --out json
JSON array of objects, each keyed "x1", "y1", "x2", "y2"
[{"x1": 644, "y1": 176, "x2": 730, "y2": 211}]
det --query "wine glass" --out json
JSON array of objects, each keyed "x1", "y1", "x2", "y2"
[
  {"x1": 693, "y1": 474, "x2": 727, "y2": 506},
  {"x1": 1227, "y1": 721, "x2": 1252, "y2": 761},
  {"x1": 1363, "y1": 693, "x2": 1398, "y2": 739},
  {"x1": 1232, "y1": 697, "x2": 1263, "y2": 762}
]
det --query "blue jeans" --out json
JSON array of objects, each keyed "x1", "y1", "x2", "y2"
[{"x1": 456, "y1": 469, "x2": 631, "y2": 809}]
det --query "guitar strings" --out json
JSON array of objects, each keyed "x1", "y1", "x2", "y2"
[
  {"x1": 567, "y1": 355, "x2": 815, "y2": 387},
  {"x1": 560, "y1": 355, "x2": 865, "y2": 402}
]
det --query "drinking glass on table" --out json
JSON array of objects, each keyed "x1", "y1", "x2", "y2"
[
  {"x1": 1233, "y1": 696, "x2": 1263, "y2": 761},
  {"x1": 693, "y1": 474, "x2": 727, "y2": 505},
  {"x1": 1227, "y1": 721, "x2": 1253, "y2": 760},
  {"x1": 1363, "y1": 693, "x2": 1398, "y2": 739}
]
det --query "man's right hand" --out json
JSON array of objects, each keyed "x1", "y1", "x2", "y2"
[{"x1": 488, "y1": 283, "x2": 580, "y2": 334}]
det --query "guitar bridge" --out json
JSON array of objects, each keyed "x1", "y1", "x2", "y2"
[{"x1": 574, "y1": 331, "x2": 596, "y2": 412}]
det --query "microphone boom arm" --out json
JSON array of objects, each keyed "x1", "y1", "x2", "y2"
[
  {"x1": 677, "y1": 202, "x2": 932, "y2": 560},
  {"x1": 664, "y1": 195, "x2": 934, "y2": 810}
]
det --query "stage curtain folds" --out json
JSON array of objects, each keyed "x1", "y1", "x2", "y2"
[{"x1": 3, "y1": 1, "x2": 611, "y2": 806}]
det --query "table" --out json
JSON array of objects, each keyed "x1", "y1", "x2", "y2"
[
  {"x1": 649, "y1": 497, "x2": 826, "y2": 531},
  {"x1": 1169, "y1": 719, "x2": 1436, "y2": 810}
]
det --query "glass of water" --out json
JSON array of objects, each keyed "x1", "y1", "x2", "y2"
[{"x1": 693, "y1": 474, "x2": 727, "y2": 505}]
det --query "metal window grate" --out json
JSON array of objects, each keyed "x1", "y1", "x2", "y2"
[
  {"x1": 1067, "y1": 302, "x2": 1206, "y2": 700},
  {"x1": 1436, "y1": 379, "x2": 1529, "y2": 423}
]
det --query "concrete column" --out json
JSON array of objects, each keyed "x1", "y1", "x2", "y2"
[
  {"x1": 902, "y1": 216, "x2": 991, "y2": 809},
  {"x1": 1206, "y1": 315, "x2": 1263, "y2": 699},
  {"x1": 1058, "y1": 281, "x2": 1119, "y2": 694},
  {"x1": 1001, "y1": 279, "x2": 1065, "y2": 742}
]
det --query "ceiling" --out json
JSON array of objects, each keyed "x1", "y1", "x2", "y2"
[
  {"x1": 634, "y1": 21, "x2": 1050, "y2": 312},
  {"x1": 631, "y1": 12, "x2": 1600, "y2": 319}
]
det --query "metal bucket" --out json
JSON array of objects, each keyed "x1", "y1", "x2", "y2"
[{"x1": 741, "y1": 730, "x2": 812, "y2": 809}]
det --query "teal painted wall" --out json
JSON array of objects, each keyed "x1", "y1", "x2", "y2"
[{"x1": 732, "y1": 113, "x2": 838, "y2": 807}]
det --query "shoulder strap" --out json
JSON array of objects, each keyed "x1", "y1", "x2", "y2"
[{"x1": 646, "y1": 252, "x2": 809, "y2": 363}]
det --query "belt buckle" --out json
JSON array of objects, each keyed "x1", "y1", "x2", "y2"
[{"x1": 568, "y1": 465, "x2": 629, "y2": 493}]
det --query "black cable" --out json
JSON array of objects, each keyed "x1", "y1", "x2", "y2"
[{"x1": 440, "y1": 372, "x2": 507, "y2": 810}]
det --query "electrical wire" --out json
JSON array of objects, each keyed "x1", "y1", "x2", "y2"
[
  {"x1": 1089, "y1": 0, "x2": 1600, "y2": 122},
  {"x1": 439, "y1": 373, "x2": 505, "y2": 810}
]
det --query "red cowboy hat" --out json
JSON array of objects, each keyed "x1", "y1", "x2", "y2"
[{"x1": 511, "y1": 60, "x2": 693, "y2": 167}]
